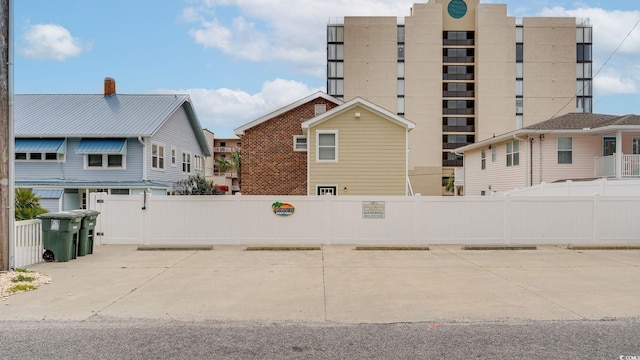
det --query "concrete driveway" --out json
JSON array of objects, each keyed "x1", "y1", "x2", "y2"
[{"x1": 2, "y1": 244, "x2": 640, "y2": 323}]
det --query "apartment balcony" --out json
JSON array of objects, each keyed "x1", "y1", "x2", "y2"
[
  {"x1": 213, "y1": 171, "x2": 239, "y2": 179},
  {"x1": 443, "y1": 56, "x2": 475, "y2": 64},
  {"x1": 442, "y1": 125, "x2": 475, "y2": 132},
  {"x1": 442, "y1": 91, "x2": 475, "y2": 98},
  {"x1": 594, "y1": 154, "x2": 640, "y2": 178},
  {"x1": 212, "y1": 147, "x2": 241, "y2": 153}
]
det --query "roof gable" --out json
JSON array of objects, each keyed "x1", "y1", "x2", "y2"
[
  {"x1": 234, "y1": 92, "x2": 343, "y2": 136},
  {"x1": 301, "y1": 97, "x2": 415, "y2": 132}
]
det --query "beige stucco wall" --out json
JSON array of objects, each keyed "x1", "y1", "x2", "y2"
[
  {"x1": 475, "y1": 4, "x2": 516, "y2": 140},
  {"x1": 343, "y1": 16, "x2": 398, "y2": 112},
  {"x1": 522, "y1": 17, "x2": 577, "y2": 126},
  {"x1": 307, "y1": 105, "x2": 408, "y2": 196}
]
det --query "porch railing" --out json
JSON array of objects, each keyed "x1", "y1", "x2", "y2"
[
  {"x1": 594, "y1": 154, "x2": 640, "y2": 178},
  {"x1": 13, "y1": 219, "x2": 43, "y2": 268}
]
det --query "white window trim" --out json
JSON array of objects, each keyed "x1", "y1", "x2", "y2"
[
  {"x1": 171, "y1": 146, "x2": 177, "y2": 167},
  {"x1": 182, "y1": 151, "x2": 192, "y2": 174},
  {"x1": 506, "y1": 140, "x2": 520, "y2": 167},
  {"x1": 84, "y1": 154, "x2": 126, "y2": 170},
  {"x1": 293, "y1": 135, "x2": 307, "y2": 151},
  {"x1": 15, "y1": 152, "x2": 66, "y2": 162},
  {"x1": 151, "y1": 142, "x2": 166, "y2": 170},
  {"x1": 481, "y1": 148, "x2": 486, "y2": 170},
  {"x1": 491, "y1": 146, "x2": 497, "y2": 162},
  {"x1": 316, "y1": 130, "x2": 338, "y2": 163},
  {"x1": 194, "y1": 155, "x2": 204, "y2": 173},
  {"x1": 557, "y1": 137, "x2": 573, "y2": 164}
]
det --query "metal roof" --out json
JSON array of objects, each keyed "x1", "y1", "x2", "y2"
[
  {"x1": 14, "y1": 93, "x2": 211, "y2": 157},
  {"x1": 75, "y1": 138, "x2": 127, "y2": 154},
  {"x1": 15, "y1": 138, "x2": 65, "y2": 153},
  {"x1": 15, "y1": 94, "x2": 187, "y2": 137},
  {"x1": 32, "y1": 189, "x2": 64, "y2": 199}
]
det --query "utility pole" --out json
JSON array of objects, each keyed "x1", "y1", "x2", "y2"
[{"x1": 0, "y1": 0, "x2": 9, "y2": 271}]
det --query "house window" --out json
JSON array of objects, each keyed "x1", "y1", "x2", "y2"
[
  {"x1": 315, "y1": 104, "x2": 327, "y2": 116},
  {"x1": 86, "y1": 154, "x2": 125, "y2": 169},
  {"x1": 14, "y1": 138, "x2": 66, "y2": 162},
  {"x1": 558, "y1": 137, "x2": 573, "y2": 164},
  {"x1": 481, "y1": 149, "x2": 486, "y2": 170},
  {"x1": 317, "y1": 131, "x2": 338, "y2": 162},
  {"x1": 633, "y1": 138, "x2": 640, "y2": 154},
  {"x1": 152, "y1": 143, "x2": 165, "y2": 170},
  {"x1": 171, "y1": 147, "x2": 177, "y2": 167},
  {"x1": 15, "y1": 152, "x2": 64, "y2": 161},
  {"x1": 317, "y1": 186, "x2": 337, "y2": 195},
  {"x1": 506, "y1": 140, "x2": 520, "y2": 167},
  {"x1": 294, "y1": 135, "x2": 307, "y2": 151},
  {"x1": 194, "y1": 155, "x2": 204, "y2": 173},
  {"x1": 491, "y1": 146, "x2": 497, "y2": 162},
  {"x1": 182, "y1": 152, "x2": 192, "y2": 173}
]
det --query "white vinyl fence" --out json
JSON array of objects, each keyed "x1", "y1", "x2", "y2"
[
  {"x1": 13, "y1": 219, "x2": 43, "y2": 268},
  {"x1": 91, "y1": 193, "x2": 640, "y2": 246}
]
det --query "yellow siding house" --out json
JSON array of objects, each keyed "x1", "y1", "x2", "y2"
[{"x1": 302, "y1": 97, "x2": 415, "y2": 196}]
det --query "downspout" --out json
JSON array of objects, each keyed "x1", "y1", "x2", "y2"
[
  {"x1": 406, "y1": 129, "x2": 410, "y2": 196},
  {"x1": 529, "y1": 136, "x2": 534, "y2": 187},
  {"x1": 539, "y1": 133, "x2": 544, "y2": 184},
  {"x1": 513, "y1": 134, "x2": 528, "y2": 187},
  {"x1": 138, "y1": 136, "x2": 146, "y2": 181}
]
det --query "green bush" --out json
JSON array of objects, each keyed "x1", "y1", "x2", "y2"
[{"x1": 15, "y1": 188, "x2": 48, "y2": 220}]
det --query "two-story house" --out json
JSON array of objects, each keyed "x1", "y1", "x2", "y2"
[
  {"x1": 15, "y1": 78, "x2": 211, "y2": 210},
  {"x1": 235, "y1": 92, "x2": 415, "y2": 195}
]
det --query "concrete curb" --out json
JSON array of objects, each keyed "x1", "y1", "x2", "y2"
[
  {"x1": 137, "y1": 245, "x2": 214, "y2": 251},
  {"x1": 461, "y1": 245, "x2": 537, "y2": 250}
]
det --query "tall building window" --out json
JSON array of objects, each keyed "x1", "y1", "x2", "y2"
[
  {"x1": 327, "y1": 25, "x2": 344, "y2": 99},
  {"x1": 515, "y1": 26, "x2": 524, "y2": 129},
  {"x1": 397, "y1": 25, "x2": 405, "y2": 116},
  {"x1": 576, "y1": 26, "x2": 593, "y2": 113}
]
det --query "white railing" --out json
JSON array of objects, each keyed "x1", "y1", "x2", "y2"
[
  {"x1": 622, "y1": 154, "x2": 640, "y2": 177},
  {"x1": 13, "y1": 219, "x2": 43, "y2": 268},
  {"x1": 212, "y1": 147, "x2": 240, "y2": 153},
  {"x1": 594, "y1": 154, "x2": 640, "y2": 178}
]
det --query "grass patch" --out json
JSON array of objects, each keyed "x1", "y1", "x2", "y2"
[
  {"x1": 14, "y1": 268, "x2": 32, "y2": 273},
  {"x1": 8, "y1": 283, "x2": 37, "y2": 293},
  {"x1": 11, "y1": 274, "x2": 35, "y2": 283}
]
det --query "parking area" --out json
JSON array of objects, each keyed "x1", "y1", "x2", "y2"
[{"x1": 2, "y1": 244, "x2": 640, "y2": 323}]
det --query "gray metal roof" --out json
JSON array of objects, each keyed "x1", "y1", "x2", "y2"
[{"x1": 15, "y1": 94, "x2": 190, "y2": 137}]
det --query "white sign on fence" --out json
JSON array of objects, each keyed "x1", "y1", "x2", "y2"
[{"x1": 362, "y1": 201, "x2": 385, "y2": 219}]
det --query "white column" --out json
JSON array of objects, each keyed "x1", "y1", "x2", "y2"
[{"x1": 616, "y1": 130, "x2": 623, "y2": 179}]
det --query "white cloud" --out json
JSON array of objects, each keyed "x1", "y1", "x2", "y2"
[
  {"x1": 157, "y1": 78, "x2": 324, "y2": 137},
  {"x1": 538, "y1": 6, "x2": 640, "y2": 97},
  {"x1": 184, "y1": 0, "x2": 415, "y2": 76},
  {"x1": 20, "y1": 23, "x2": 89, "y2": 61}
]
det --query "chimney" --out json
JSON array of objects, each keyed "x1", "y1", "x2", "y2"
[{"x1": 104, "y1": 77, "x2": 116, "y2": 96}]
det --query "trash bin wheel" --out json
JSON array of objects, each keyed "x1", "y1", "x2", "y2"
[{"x1": 43, "y1": 250, "x2": 54, "y2": 262}]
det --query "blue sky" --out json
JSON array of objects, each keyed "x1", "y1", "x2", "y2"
[{"x1": 13, "y1": 0, "x2": 640, "y2": 138}]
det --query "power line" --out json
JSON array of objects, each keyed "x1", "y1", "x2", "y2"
[{"x1": 552, "y1": 15, "x2": 640, "y2": 118}]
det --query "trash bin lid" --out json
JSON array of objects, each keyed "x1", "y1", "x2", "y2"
[
  {"x1": 37, "y1": 211, "x2": 85, "y2": 220},
  {"x1": 69, "y1": 209, "x2": 100, "y2": 216}
]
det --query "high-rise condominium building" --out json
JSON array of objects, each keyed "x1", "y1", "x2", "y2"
[{"x1": 327, "y1": 0, "x2": 592, "y2": 195}]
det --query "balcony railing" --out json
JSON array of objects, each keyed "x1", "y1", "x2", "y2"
[
  {"x1": 594, "y1": 154, "x2": 640, "y2": 178},
  {"x1": 212, "y1": 147, "x2": 240, "y2": 153}
]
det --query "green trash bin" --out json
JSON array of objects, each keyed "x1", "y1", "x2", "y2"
[
  {"x1": 37, "y1": 212, "x2": 84, "y2": 262},
  {"x1": 70, "y1": 209, "x2": 100, "y2": 256}
]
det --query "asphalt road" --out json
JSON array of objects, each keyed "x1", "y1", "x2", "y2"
[{"x1": 2, "y1": 317, "x2": 639, "y2": 359}]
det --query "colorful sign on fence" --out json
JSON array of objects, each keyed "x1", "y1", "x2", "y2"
[{"x1": 272, "y1": 202, "x2": 295, "y2": 217}]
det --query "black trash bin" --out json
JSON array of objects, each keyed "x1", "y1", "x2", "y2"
[
  {"x1": 70, "y1": 209, "x2": 100, "y2": 256},
  {"x1": 37, "y1": 212, "x2": 84, "y2": 262}
]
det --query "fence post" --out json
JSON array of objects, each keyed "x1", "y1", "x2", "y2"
[
  {"x1": 592, "y1": 193, "x2": 600, "y2": 244},
  {"x1": 503, "y1": 194, "x2": 511, "y2": 244}
]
